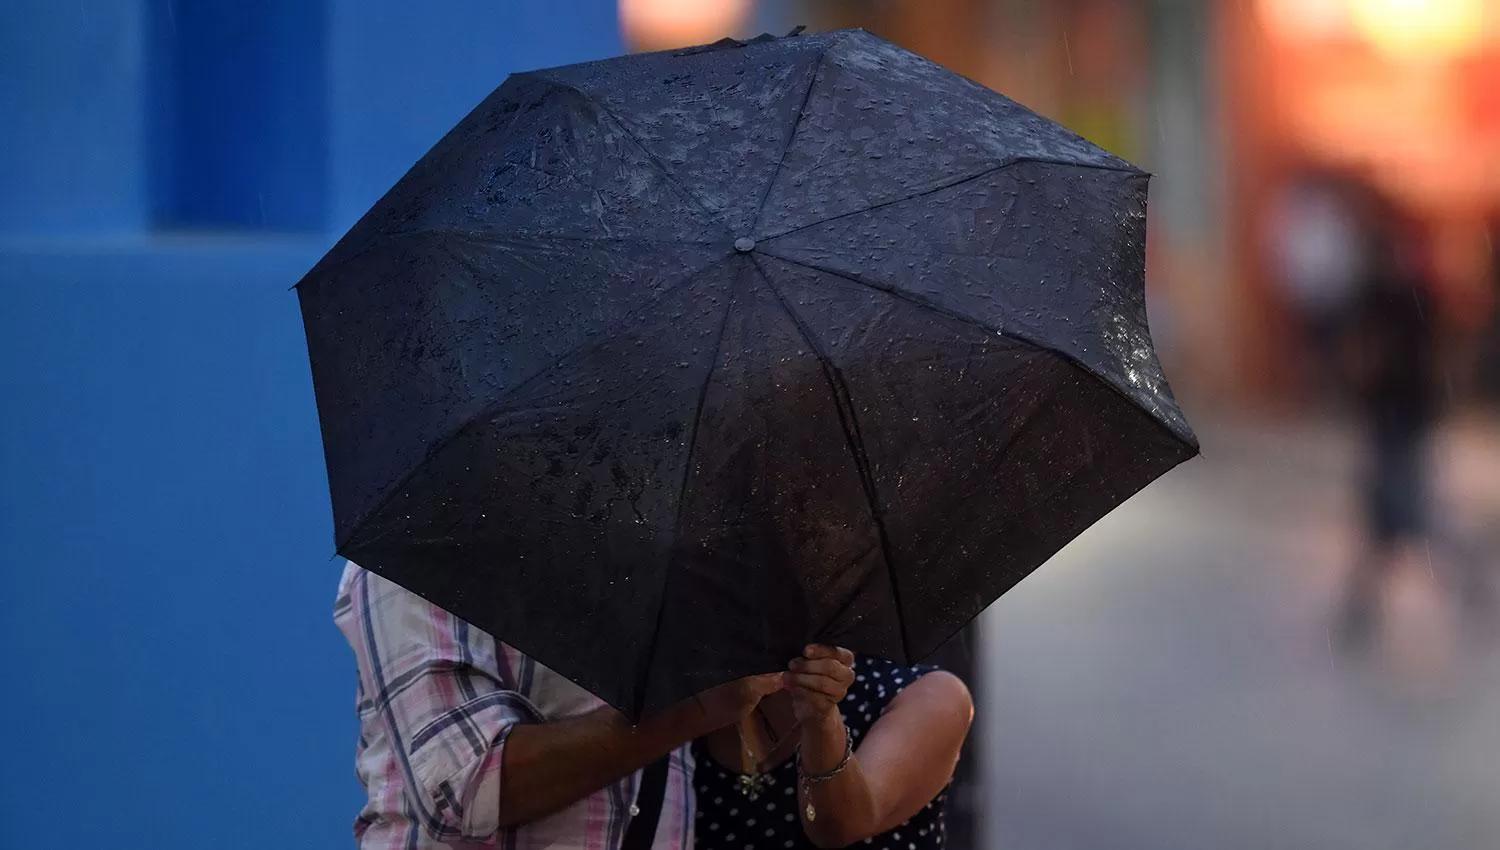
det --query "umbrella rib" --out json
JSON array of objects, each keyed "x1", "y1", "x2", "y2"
[
  {"x1": 758, "y1": 156, "x2": 1140, "y2": 244},
  {"x1": 337, "y1": 258, "x2": 726, "y2": 552},
  {"x1": 633, "y1": 263, "x2": 741, "y2": 718},
  {"x1": 529, "y1": 77, "x2": 734, "y2": 237},
  {"x1": 294, "y1": 227, "x2": 443, "y2": 290},
  {"x1": 748, "y1": 256, "x2": 914, "y2": 661},
  {"x1": 747, "y1": 40, "x2": 834, "y2": 236},
  {"x1": 756, "y1": 254, "x2": 1202, "y2": 454},
  {"x1": 478, "y1": 233, "x2": 721, "y2": 246},
  {"x1": 441, "y1": 230, "x2": 723, "y2": 250},
  {"x1": 755, "y1": 251, "x2": 1005, "y2": 339},
  {"x1": 296, "y1": 228, "x2": 719, "y2": 294},
  {"x1": 667, "y1": 269, "x2": 737, "y2": 555}
]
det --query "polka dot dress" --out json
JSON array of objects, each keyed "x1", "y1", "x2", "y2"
[{"x1": 692, "y1": 656, "x2": 947, "y2": 850}]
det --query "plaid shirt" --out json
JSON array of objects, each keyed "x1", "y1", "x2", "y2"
[{"x1": 335, "y1": 562, "x2": 696, "y2": 849}]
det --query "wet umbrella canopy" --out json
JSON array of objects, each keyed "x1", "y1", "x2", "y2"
[{"x1": 297, "y1": 29, "x2": 1198, "y2": 719}]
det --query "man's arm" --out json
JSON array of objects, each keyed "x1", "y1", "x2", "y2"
[
  {"x1": 339, "y1": 565, "x2": 778, "y2": 841},
  {"x1": 497, "y1": 674, "x2": 781, "y2": 828}
]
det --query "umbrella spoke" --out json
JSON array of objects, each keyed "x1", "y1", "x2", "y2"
[
  {"x1": 747, "y1": 48, "x2": 830, "y2": 238},
  {"x1": 758, "y1": 156, "x2": 1132, "y2": 245},
  {"x1": 535, "y1": 80, "x2": 734, "y2": 235},
  {"x1": 755, "y1": 250, "x2": 1006, "y2": 339},
  {"x1": 750, "y1": 255, "x2": 913, "y2": 659}
]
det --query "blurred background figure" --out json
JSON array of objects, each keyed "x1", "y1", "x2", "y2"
[
  {"x1": 1264, "y1": 167, "x2": 1366, "y2": 407},
  {"x1": 1336, "y1": 186, "x2": 1449, "y2": 648},
  {"x1": 1482, "y1": 212, "x2": 1500, "y2": 400}
]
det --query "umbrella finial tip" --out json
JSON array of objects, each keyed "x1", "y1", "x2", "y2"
[{"x1": 734, "y1": 237, "x2": 757, "y2": 253}]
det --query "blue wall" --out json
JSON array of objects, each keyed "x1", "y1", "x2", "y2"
[
  {"x1": 148, "y1": 0, "x2": 329, "y2": 230},
  {"x1": 0, "y1": 0, "x2": 149, "y2": 234},
  {"x1": 0, "y1": 3, "x2": 620, "y2": 847},
  {"x1": 327, "y1": 0, "x2": 620, "y2": 232}
]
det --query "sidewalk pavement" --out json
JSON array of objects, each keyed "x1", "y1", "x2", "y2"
[{"x1": 976, "y1": 413, "x2": 1500, "y2": 850}]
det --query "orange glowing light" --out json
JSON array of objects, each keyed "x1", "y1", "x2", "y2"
[
  {"x1": 1258, "y1": 0, "x2": 1351, "y2": 42},
  {"x1": 1260, "y1": 0, "x2": 1495, "y2": 57},
  {"x1": 1348, "y1": 0, "x2": 1485, "y2": 59},
  {"x1": 618, "y1": 0, "x2": 754, "y2": 51}
]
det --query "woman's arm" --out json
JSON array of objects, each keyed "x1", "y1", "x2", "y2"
[{"x1": 788, "y1": 649, "x2": 974, "y2": 848}]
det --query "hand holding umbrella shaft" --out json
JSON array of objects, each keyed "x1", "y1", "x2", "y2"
[
  {"x1": 786, "y1": 646, "x2": 879, "y2": 847},
  {"x1": 787, "y1": 645, "x2": 856, "y2": 730}
]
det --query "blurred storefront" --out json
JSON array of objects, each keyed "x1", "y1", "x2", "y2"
[{"x1": 1228, "y1": 0, "x2": 1500, "y2": 407}]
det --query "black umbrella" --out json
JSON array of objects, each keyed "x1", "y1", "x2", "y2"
[{"x1": 297, "y1": 29, "x2": 1197, "y2": 719}]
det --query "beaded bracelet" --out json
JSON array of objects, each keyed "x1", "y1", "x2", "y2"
[{"x1": 796, "y1": 725, "x2": 854, "y2": 822}]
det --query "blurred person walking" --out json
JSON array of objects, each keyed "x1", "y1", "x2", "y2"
[
  {"x1": 1266, "y1": 168, "x2": 1366, "y2": 405},
  {"x1": 1337, "y1": 190, "x2": 1437, "y2": 649},
  {"x1": 1336, "y1": 190, "x2": 1490, "y2": 649},
  {"x1": 1479, "y1": 212, "x2": 1500, "y2": 401}
]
